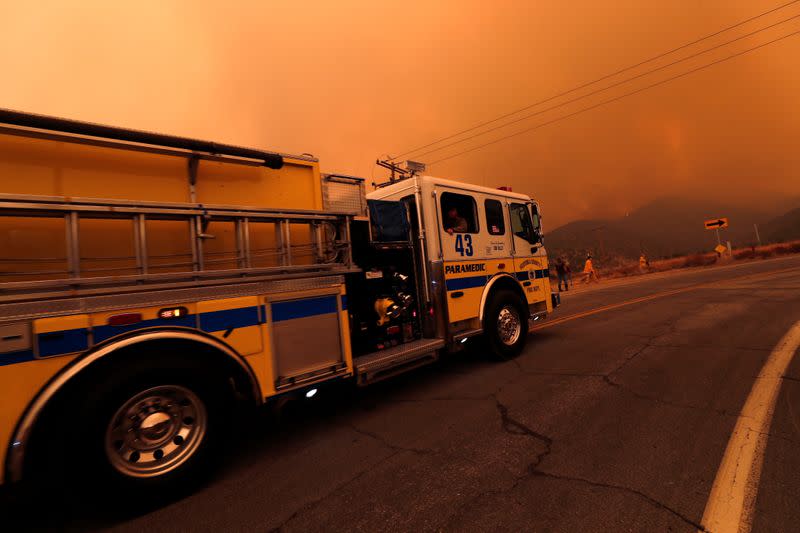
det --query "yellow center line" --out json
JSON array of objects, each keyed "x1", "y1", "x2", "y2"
[
  {"x1": 699, "y1": 320, "x2": 800, "y2": 533},
  {"x1": 532, "y1": 265, "x2": 799, "y2": 332}
]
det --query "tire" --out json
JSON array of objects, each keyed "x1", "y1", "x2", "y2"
[
  {"x1": 483, "y1": 289, "x2": 528, "y2": 360},
  {"x1": 29, "y1": 353, "x2": 232, "y2": 502}
]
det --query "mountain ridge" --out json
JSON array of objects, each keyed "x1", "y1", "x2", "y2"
[{"x1": 546, "y1": 196, "x2": 799, "y2": 264}]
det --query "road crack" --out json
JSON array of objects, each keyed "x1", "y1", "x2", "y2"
[
  {"x1": 267, "y1": 450, "x2": 401, "y2": 533},
  {"x1": 600, "y1": 325, "x2": 734, "y2": 417},
  {"x1": 529, "y1": 470, "x2": 710, "y2": 532},
  {"x1": 603, "y1": 372, "x2": 733, "y2": 417},
  {"x1": 494, "y1": 395, "x2": 552, "y2": 469},
  {"x1": 443, "y1": 397, "x2": 705, "y2": 531},
  {"x1": 348, "y1": 424, "x2": 436, "y2": 455},
  {"x1": 269, "y1": 424, "x2": 439, "y2": 532}
]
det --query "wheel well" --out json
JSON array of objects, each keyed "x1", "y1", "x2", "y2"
[
  {"x1": 480, "y1": 275, "x2": 529, "y2": 323},
  {"x1": 80, "y1": 337, "x2": 259, "y2": 403},
  {"x1": 12, "y1": 332, "x2": 260, "y2": 483}
]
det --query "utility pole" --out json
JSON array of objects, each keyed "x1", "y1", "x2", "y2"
[{"x1": 754, "y1": 223, "x2": 762, "y2": 246}]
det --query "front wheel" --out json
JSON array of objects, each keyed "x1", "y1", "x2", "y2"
[{"x1": 484, "y1": 290, "x2": 528, "y2": 360}]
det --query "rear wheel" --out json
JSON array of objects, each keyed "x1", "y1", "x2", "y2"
[
  {"x1": 484, "y1": 289, "x2": 528, "y2": 360},
  {"x1": 104, "y1": 384, "x2": 209, "y2": 480},
  {"x1": 30, "y1": 354, "x2": 232, "y2": 500}
]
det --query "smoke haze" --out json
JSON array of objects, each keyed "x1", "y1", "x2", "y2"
[{"x1": 2, "y1": 0, "x2": 799, "y2": 227}]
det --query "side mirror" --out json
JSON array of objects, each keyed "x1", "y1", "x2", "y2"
[
  {"x1": 529, "y1": 227, "x2": 542, "y2": 246},
  {"x1": 530, "y1": 204, "x2": 543, "y2": 245}
]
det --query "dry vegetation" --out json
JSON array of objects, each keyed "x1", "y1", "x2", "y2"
[{"x1": 551, "y1": 240, "x2": 800, "y2": 284}]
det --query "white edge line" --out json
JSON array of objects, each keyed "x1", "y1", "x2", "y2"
[{"x1": 699, "y1": 319, "x2": 800, "y2": 533}]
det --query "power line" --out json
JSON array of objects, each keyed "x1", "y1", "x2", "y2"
[
  {"x1": 427, "y1": 28, "x2": 800, "y2": 166},
  {"x1": 392, "y1": 0, "x2": 800, "y2": 161},
  {"x1": 410, "y1": 11, "x2": 800, "y2": 161}
]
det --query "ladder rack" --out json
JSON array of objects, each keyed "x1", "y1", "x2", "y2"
[{"x1": 0, "y1": 193, "x2": 356, "y2": 302}]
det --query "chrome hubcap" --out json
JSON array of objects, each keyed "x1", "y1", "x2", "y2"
[
  {"x1": 497, "y1": 306, "x2": 521, "y2": 346},
  {"x1": 105, "y1": 385, "x2": 207, "y2": 478}
]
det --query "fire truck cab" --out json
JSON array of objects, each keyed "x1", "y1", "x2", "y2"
[{"x1": 364, "y1": 175, "x2": 554, "y2": 360}]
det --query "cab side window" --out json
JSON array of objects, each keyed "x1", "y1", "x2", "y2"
[
  {"x1": 484, "y1": 199, "x2": 505, "y2": 235},
  {"x1": 440, "y1": 192, "x2": 478, "y2": 234},
  {"x1": 510, "y1": 203, "x2": 538, "y2": 244}
]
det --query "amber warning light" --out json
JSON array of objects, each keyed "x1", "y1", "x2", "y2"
[{"x1": 158, "y1": 307, "x2": 189, "y2": 320}]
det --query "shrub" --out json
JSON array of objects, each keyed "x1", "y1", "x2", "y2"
[{"x1": 683, "y1": 254, "x2": 716, "y2": 267}]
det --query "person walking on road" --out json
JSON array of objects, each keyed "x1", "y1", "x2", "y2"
[
  {"x1": 555, "y1": 257, "x2": 569, "y2": 292},
  {"x1": 583, "y1": 254, "x2": 598, "y2": 284}
]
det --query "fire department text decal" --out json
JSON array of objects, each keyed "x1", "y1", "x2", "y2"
[{"x1": 445, "y1": 263, "x2": 487, "y2": 275}]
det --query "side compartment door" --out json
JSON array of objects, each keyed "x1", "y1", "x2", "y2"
[{"x1": 509, "y1": 202, "x2": 547, "y2": 306}]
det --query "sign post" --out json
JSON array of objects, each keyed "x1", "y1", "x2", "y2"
[{"x1": 705, "y1": 217, "x2": 730, "y2": 256}]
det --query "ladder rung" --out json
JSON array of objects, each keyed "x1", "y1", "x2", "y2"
[{"x1": 0, "y1": 194, "x2": 355, "y2": 296}]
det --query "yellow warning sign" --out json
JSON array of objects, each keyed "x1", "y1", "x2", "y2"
[
  {"x1": 705, "y1": 218, "x2": 729, "y2": 230},
  {"x1": 714, "y1": 244, "x2": 727, "y2": 255}
]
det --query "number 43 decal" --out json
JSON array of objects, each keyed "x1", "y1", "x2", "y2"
[{"x1": 454, "y1": 234, "x2": 474, "y2": 257}]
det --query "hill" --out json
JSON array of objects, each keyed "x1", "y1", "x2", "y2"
[
  {"x1": 546, "y1": 196, "x2": 795, "y2": 266},
  {"x1": 760, "y1": 207, "x2": 800, "y2": 243}
]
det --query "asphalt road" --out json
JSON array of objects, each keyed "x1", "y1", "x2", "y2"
[{"x1": 6, "y1": 254, "x2": 800, "y2": 532}]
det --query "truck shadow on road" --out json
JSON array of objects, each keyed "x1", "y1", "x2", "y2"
[{"x1": 3, "y1": 331, "x2": 560, "y2": 531}]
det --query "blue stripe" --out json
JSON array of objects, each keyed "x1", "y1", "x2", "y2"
[
  {"x1": 272, "y1": 296, "x2": 338, "y2": 322},
  {"x1": 445, "y1": 275, "x2": 488, "y2": 291},
  {"x1": 0, "y1": 295, "x2": 347, "y2": 366},
  {"x1": 516, "y1": 269, "x2": 549, "y2": 281},
  {"x1": 341, "y1": 295, "x2": 348, "y2": 311},
  {"x1": 94, "y1": 315, "x2": 196, "y2": 343},
  {"x1": 200, "y1": 306, "x2": 260, "y2": 332},
  {"x1": 0, "y1": 349, "x2": 36, "y2": 366},
  {"x1": 37, "y1": 328, "x2": 89, "y2": 357}
]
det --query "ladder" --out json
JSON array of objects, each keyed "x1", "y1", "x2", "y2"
[{"x1": 0, "y1": 193, "x2": 356, "y2": 301}]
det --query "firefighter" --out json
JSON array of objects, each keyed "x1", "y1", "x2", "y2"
[
  {"x1": 583, "y1": 254, "x2": 598, "y2": 283},
  {"x1": 555, "y1": 256, "x2": 569, "y2": 292},
  {"x1": 445, "y1": 207, "x2": 468, "y2": 234}
]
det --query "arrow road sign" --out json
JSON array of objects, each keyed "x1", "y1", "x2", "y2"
[{"x1": 705, "y1": 217, "x2": 729, "y2": 230}]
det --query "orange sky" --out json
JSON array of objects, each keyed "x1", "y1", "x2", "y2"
[{"x1": 1, "y1": 0, "x2": 799, "y2": 227}]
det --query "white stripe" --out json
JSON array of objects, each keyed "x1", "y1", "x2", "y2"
[{"x1": 700, "y1": 319, "x2": 800, "y2": 532}]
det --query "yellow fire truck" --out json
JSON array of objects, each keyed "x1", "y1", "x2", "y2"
[{"x1": 0, "y1": 109, "x2": 558, "y2": 493}]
